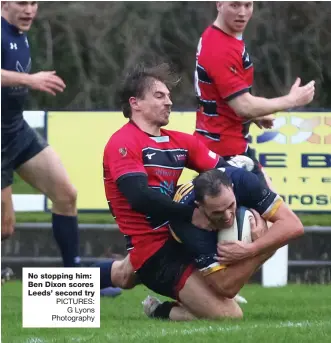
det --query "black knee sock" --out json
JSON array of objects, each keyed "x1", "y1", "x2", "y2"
[
  {"x1": 92, "y1": 260, "x2": 116, "y2": 289},
  {"x1": 52, "y1": 213, "x2": 80, "y2": 267},
  {"x1": 153, "y1": 301, "x2": 178, "y2": 319},
  {"x1": 1, "y1": 234, "x2": 11, "y2": 241}
]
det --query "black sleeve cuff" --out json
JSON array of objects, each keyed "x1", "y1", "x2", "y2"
[
  {"x1": 215, "y1": 157, "x2": 231, "y2": 168},
  {"x1": 224, "y1": 87, "x2": 250, "y2": 102}
]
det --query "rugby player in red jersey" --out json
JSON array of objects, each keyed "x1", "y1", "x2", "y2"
[
  {"x1": 94, "y1": 63, "x2": 255, "y2": 319},
  {"x1": 194, "y1": 1, "x2": 315, "y2": 186}
]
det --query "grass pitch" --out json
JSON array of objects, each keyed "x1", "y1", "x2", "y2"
[{"x1": 2, "y1": 282, "x2": 331, "y2": 343}]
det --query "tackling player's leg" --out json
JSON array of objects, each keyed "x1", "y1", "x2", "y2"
[
  {"x1": 93, "y1": 254, "x2": 138, "y2": 292},
  {"x1": 111, "y1": 255, "x2": 137, "y2": 289}
]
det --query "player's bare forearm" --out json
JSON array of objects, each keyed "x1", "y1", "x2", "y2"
[
  {"x1": 1, "y1": 69, "x2": 30, "y2": 87},
  {"x1": 228, "y1": 92, "x2": 294, "y2": 119},
  {"x1": 249, "y1": 218, "x2": 303, "y2": 257},
  {"x1": 229, "y1": 78, "x2": 314, "y2": 118}
]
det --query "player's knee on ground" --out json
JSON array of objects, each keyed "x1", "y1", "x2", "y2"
[
  {"x1": 111, "y1": 259, "x2": 137, "y2": 289},
  {"x1": 199, "y1": 299, "x2": 243, "y2": 320},
  {"x1": 178, "y1": 270, "x2": 243, "y2": 320},
  {"x1": 51, "y1": 183, "x2": 77, "y2": 214},
  {"x1": 219, "y1": 302, "x2": 243, "y2": 320}
]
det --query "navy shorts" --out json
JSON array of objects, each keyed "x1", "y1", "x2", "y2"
[
  {"x1": 1, "y1": 120, "x2": 48, "y2": 189},
  {"x1": 136, "y1": 238, "x2": 195, "y2": 300}
]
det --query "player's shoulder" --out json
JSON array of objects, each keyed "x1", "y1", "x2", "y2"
[
  {"x1": 1, "y1": 17, "x2": 9, "y2": 36},
  {"x1": 221, "y1": 166, "x2": 244, "y2": 177},
  {"x1": 1, "y1": 26, "x2": 10, "y2": 45},
  {"x1": 110, "y1": 122, "x2": 137, "y2": 139},
  {"x1": 106, "y1": 122, "x2": 138, "y2": 148},
  {"x1": 223, "y1": 167, "x2": 257, "y2": 185},
  {"x1": 201, "y1": 26, "x2": 237, "y2": 53},
  {"x1": 173, "y1": 181, "x2": 195, "y2": 205},
  {"x1": 1, "y1": 19, "x2": 17, "y2": 43}
]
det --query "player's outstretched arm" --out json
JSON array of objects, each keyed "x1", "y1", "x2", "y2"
[
  {"x1": 216, "y1": 170, "x2": 303, "y2": 264},
  {"x1": 1, "y1": 69, "x2": 66, "y2": 95},
  {"x1": 217, "y1": 202, "x2": 304, "y2": 264},
  {"x1": 228, "y1": 78, "x2": 315, "y2": 119},
  {"x1": 1, "y1": 69, "x2": 30, "y2": 87},
  {"x1": 247, "y1": 202, "x2": 304, "y2": 257}
]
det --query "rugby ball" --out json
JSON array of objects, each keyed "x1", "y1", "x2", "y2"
[{"x1": 217, "y1": 206, "x2": 254, "y2": 243}]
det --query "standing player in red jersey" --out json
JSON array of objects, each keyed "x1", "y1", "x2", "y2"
[
  {"x1": 194, "y1": 1, "x2": 315, "y2": 186},
  {"x1": 94, "y1": 63, "x2": 255, "y2": 320}
]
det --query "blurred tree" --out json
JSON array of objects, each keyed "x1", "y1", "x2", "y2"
[{"x1": 26, "y1": 1, "x2": 331, "y2": 111}]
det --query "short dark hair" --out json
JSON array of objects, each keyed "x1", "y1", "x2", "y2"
[
  {"x1": 118, "y1": 62, "x2": 180, "y2": 119},
  {"x1": 193, "y1": 169, "x2": 232, "y2": 203}
]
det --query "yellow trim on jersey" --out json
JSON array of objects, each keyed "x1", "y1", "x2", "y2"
[
  {"x1": 173, "y1": 182, "x2": 193, "y2": 203},
  {"x1": 169, "y1": 227, "x2": 182, "y2": 243},
  {"x1": 181, "y1": 184, "x2": 194, "y2": 198},
  {"x1": 262, "y1": 197, "x2": 283, "y2": 221},
  {"x1": 201, "y1": 263, "x2": 227, "y2": 277}
]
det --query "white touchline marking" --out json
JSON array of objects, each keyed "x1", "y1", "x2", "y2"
[
  {"x1": 105, "y1": 320, "x2": 330, "y2": 341},
  {"x1": 25, "y1": 339, "x2": 46, "y2": 343},
  {"x1": 22, "y1": 336, "x2": 95, "y2": 343},
  {"x1": 21, "y1": 320, "x2": 331, "y2": 343}
]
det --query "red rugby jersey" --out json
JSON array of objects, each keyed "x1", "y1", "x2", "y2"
[
  {"x1": 103, "y1": 121, "x2": 219, "y2": 270},
  {"x1": 194, "y1": 25, "x2": 254, "y2": 156}
]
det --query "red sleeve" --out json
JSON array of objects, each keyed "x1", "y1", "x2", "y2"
[
  {"x1": 185, "y1": 134, "x2": 219, "y2": 172},
  {"x1": 208, "y1": 48, "x2": 250, "y2": 101},
  {"x1": 104, "y1": 134, "x2": 147, "y2": 182}
]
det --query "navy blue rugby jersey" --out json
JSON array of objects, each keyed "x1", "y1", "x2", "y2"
[
  {"x1": 171, "y1": 167, "x2": 283, "y2": 276},
  {"x1": 174, "y1": 167, "x2": 282, "y2": 220},
  {"x1": 1, "y1": 17, "x2": 31, "y2": 134}
]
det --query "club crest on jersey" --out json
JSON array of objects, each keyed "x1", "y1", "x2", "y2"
[{"x1": 119, "y1": 147, "x2": 127, "y2": 157}]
